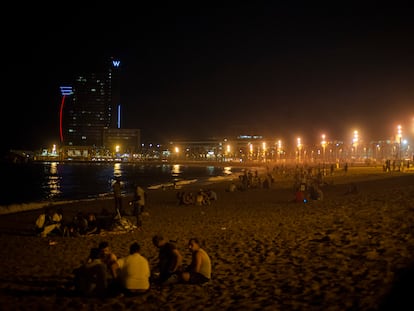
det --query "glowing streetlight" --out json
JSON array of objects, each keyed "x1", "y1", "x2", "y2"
[
  {"x1": 174, "y1": 146, "x2": 180, "y2": 160},
  {"x1": 297, "y1": 137, "x2": 302, "y2": 162},
  {"x1": 321, "y1": 134, "x2": 326, "y2": 163},
  {"x1": 397, "y1": 125, "x2": 402, "y2": 160},
  {"x1": 353, "y1": 130, "x2": 359, "y2": 159},
  {"x1": 277, "y1": 139, "x2": 282, "y2": 161},
  {"x1": 262, "y1": 142, "x2": 267, "y2": 162},
  {"x1": 226, "y1": 144, "x2": 231, "y2": 162}
]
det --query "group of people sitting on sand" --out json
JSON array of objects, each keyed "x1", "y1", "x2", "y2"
[
  {"x1": 294, "y1": 182, "x2": 324, "y2": 203},
  {"x1": 176, "y1": 189, "x2": 217, "y2": 206},
  {"x1": 34, "y1": 205, "x2": 137, "y2": 238},
  {"x1": 72, "y1": 236, "x2": 211, "y2": 297},
  {"x1": 35, "y1": 206, "x2": 102, "y2": 237}
]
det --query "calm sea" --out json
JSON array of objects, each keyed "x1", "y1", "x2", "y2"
[{"x1": 1, "y1": 161, "x2": 243, "y2": 208}]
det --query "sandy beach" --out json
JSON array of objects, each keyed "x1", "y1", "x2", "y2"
[{"x1": 0, "y1": 166, "x2": 414, "y2": 310}]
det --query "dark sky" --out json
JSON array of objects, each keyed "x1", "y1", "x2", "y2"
[{"x1": 4, "y1": 3, "x2": 414, "y2": 153}]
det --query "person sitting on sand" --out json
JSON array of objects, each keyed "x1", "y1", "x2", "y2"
[
  {"x1": 196, "y1": 189, "x2": 210, "y2": 205},
  {"x1": 115, "y1": 242, "x2": 151, "y2": 296},
  {"x1": 35, "y1": 205, "x2": 63, "y2": 237},
  {"x1": 309, "y1": 183, "x2": 323, "y2": 201},
  {"x1": 98, "y1": 241, "x2": 119, "y2": 280},
  {"x1": 294, "y1": 182, "x2": 308, "y2": 203},
  {"x1": 226, "y1": 182, "x2": 237, "y2": 192},
  {"x1": 152, "y1": 235, "x2": 183, "y2": 285},
  {"x1": 84, "y1": 213, "x2": 99, "y2": 235},
  {"x1": 73, "y1": 247, "x2": 108, "y2": 297},
  {"x1": 207, "y1": 189, "x2": 217, "y2": 201},
  {"x1": 177, "y1": 191, "x2": 195, "y2": 205},
  {"x1": 180, "y1": 238, "x2": 211, "y2": 285},
  {"x1": 183, "y1": 192, "x2": 195, "y2": 205},
  {"x1": 69, "y1": 212, "x2": 89, "y2": 236}
]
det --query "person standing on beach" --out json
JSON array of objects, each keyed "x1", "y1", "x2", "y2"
[
  {"x1": 112, "y1": 177, "x2": 123, "y2": 216},
  {"x1": 180, "y1": 238, "x2": 211, "y2": 284},
  {"x1": 152, "y1": 235, "x2": 183, "y2": 285},
  {"x1": 132, "y1": 184, "x2": 147, "y2": 230}
]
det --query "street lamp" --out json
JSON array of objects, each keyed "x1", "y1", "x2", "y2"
[
  {"x1": 397, "y1": 125, "x2": 402, "y2": 160},
  {"x1": 277, "y1": 140, "x2": 282, "y2": 162},
  {"x1": 353, "y1": 130, "x2": 359, "y2": 160},
  {"x1": 321, "y1": 134, "x2": 326, "y2": 163},
  {"x1": 226, "y1": 144, "x2": 231, "y2": 161},
  {"x1": 297, "y1": 137, "x2": 302, "y2": 163},
  {"x1": 175, "y1": 146, "x2": 180, "y2": 160}
]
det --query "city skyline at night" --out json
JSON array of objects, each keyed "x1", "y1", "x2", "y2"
[{"x1": 4, "y1": 3, "x2": 414, "y2": 155}]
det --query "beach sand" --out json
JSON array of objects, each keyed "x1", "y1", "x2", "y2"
[{"x1": 0, "y1": 166, "x2": 414, "y2": 310}]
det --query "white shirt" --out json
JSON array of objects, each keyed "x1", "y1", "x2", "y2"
[{"x1": 117, "y1": 253, "x2": 150, "y2": 290}]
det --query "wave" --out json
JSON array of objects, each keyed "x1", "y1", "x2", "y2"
[
  {"x1": 0, "y1": 174, "x2": 238, "y2": 215},
  {"x1": 147, "y1": 178, "x2": 198, "y2": 190},
  {"x1": 205, "y1": 175, "x2": 236, "y2": 184},
  {"x1": 0, "y1": 192, "x2": 116, "y2": 216},
  {"x1": 146, "y1": 173, "x2": 238, "y2": 190}
]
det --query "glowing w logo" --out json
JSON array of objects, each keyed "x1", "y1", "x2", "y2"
[{"x1": 112, "y1": 60, "x2": 121, "y2": 67}]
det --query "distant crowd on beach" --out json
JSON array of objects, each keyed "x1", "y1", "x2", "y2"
[{"x1": 34, "y1": 163, "x2": 367, "y2": 239}]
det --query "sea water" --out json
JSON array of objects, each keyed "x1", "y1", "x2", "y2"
[{"x1": 1, "y1": 161, "x2": 244, "y2": 213}]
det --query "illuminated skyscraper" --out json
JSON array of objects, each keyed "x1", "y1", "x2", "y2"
[
  {"x1": 110, "y1": 58, "x2": 122, "y2": 129},
  {"x1": 61, "y1": 57, "x2": 122, "y2": 147}
]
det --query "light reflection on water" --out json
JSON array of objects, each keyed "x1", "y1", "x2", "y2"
[
  {"x1": 46, "y1": 162, "x2": 61, "y2": 199},
  {"x1": 113, "y1": 163, "x2": 122, "y2": 178},
  {"x1": 2, "y1": 162, "x2": 244, "y2": 206},
  {"x1": 171, "y1": 164, "x2": 182, "y2": 178}
]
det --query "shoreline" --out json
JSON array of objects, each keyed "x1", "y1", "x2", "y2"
[{"x1": 1, "y1": 165, "x2": 411, "y2": 216}]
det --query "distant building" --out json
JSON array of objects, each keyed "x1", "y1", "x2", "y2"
[
  {"x1": 59, "y1": 57, "x2": 140, "y2": 155},
  {"x1": 103, "y1": 128, "x2": 141, "y2": 155}
]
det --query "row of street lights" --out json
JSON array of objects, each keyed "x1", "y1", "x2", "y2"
[
  {"x1": 169, "y1": 125, "x2": 408, "y2": 163},
  {"x1": 294, "y1": 125, "x2": 406, "y2": 163}
]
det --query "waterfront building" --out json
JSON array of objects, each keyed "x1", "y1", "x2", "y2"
[
  {"x1": 61, "y1": 57, "x2": 120, "y2": 147},
  {"x1": 58, "y1": 57, "x2": 141, "y2": 160}
]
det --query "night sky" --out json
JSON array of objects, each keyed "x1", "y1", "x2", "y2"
[{"x1": 4, "y1": 3, "x2": 414, "y2": 153}]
